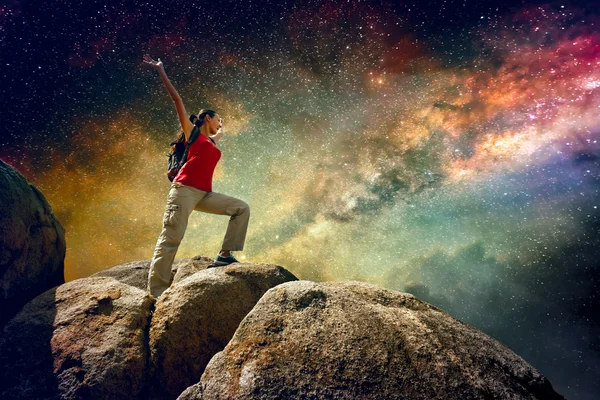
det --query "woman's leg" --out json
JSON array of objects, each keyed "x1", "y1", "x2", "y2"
[
  {"x1": 147, "y1": 184, "x2": 206, "y2": 297},
  {"x1": 194, "y1": 191, "x2": 250, "y2": 252}
]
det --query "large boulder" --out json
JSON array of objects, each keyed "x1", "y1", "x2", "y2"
[
  {"x1": 172, "y1": 255, "x2": 221, "y2": 283},
  {"x1": 0, "y1": 160, "x2": 66, "y2": 327},
  {"x1": 90, "y1": 260, "x2": 152, "y2": 290},
  {"x1": 0, "y1": 277, "x2": 153, "y2": 399},
  {"x1": 180, "y1": 281, "x2": 564, "y2": 400},
  {"x1": 0, "y1": 259, "x2": 296, "y2": 399},
  {"x1": 89, "y1": 255, "x2": 212, "y2": 292},
  {"x1": 149, "y1": 263, "x2": 297, "y2": 399}
]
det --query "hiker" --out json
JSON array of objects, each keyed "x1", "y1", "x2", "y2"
[{"x1": 143, "y1": 54, "x2": 250, "y2": 298}]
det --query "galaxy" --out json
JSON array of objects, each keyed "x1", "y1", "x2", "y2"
[{"x1": 1, "y1": 0, "x2": 599, "y2": 397}]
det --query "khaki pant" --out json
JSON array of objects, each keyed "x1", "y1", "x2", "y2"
[{"x1": 147, "y1": 182, "x2": 250, "y2": 297}]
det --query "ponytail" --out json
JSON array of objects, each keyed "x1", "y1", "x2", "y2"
[{"x1": 189, "y1": 114, "x2": 202, "y2": 127}]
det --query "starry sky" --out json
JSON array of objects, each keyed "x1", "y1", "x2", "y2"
[{"x1": 1, "y1": 0, "x2": 599, "y2": 397}]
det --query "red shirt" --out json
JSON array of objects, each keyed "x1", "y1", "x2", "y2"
[{"x1": 173, "y1": 134, "x2": 221, "y2": 192}]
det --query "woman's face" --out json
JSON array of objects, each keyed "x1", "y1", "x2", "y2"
[{"x1": 207, "y1": 114, "x2": 223, "y2": 135}]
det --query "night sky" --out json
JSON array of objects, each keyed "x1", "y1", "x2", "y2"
[{"x1": 1, "y1": 0, "x2": 599, "y2": 398}]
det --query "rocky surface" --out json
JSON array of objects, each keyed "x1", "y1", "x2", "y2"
[
  {"x1": 0, "y1": 277, "x2": 153, "y2": 400},
  {"x1": 179, "y1": 280, "x2": 565, "y2": 400},
  {"x1": 149, "y1": 263, "x2": 298, "y2": 399},
  {"x1": 0, "y1": 160, "x2": 66, "y2": 327},
  {"x1": 90, "y1": 257, "x2": 195, "y2": 292},
  {"x1": 1, "y1": 259, "x2": 298, "y2": 399},
  {"x1": 172, "y1": 255, "x2": 220, "y2": 283},
  {"x1": 90, "y1": 259, "x2": 153, "y2": 291},
  {"x1": 90, "y1": 255, "x2": 218, "y2": 293}
]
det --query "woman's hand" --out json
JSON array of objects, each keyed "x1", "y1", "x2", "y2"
[
  {"x1": 143, "y1": 54, "x2": 189, "y2": 135},
  {"x1": 143, "y1": 54, "x2": 164, "y2": 72}
]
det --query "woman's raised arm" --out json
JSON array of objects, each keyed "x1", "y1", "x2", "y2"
[{"x1": 143, "y1": 55, "x2": 194, "y2": 141}]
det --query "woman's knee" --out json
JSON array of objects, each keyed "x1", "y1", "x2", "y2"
[{"x1": 237, "y1": 201, "x2": 250, "y2": 215}]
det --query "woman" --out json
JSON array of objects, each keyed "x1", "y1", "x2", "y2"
[{"x1": 143, "y1": 55, "x2": 250, "y2": 298}]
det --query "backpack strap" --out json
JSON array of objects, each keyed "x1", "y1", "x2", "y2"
[{"x1": 179, "y1": 126, "x2": 201, "y2": 166}]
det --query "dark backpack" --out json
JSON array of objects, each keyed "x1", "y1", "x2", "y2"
[{"x1": 167, "y1": 124, "x2": 201, "y2": 182}]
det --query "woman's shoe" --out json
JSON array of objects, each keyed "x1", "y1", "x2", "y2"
[{"x1": 214, "y1": 253, "x2": 239, "y2": 266}]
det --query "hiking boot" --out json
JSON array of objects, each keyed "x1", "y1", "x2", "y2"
[{"x1": 214, "y1": 253, "x2": 239, "y2": 266}]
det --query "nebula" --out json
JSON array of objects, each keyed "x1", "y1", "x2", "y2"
[{"x1": 1, "y1": 1, "x2": 599, "y2": 398}]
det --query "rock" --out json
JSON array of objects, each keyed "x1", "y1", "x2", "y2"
[
  {"x1": 0, "y1": 160, "x2": 66, "y2": 327},
  {"x1": 149, "y1": 263, "x2": 297, "y2": 399},
  {"x1": 90, "y1": 255, "x2": 214, "y2": 292},
  {"x1": 0, "y1": 277, "x2": 153, "y2": 400},
  {"x1": 90, "y1": 260, "x2": 152, "y2": 291},
  {"x1": 181, "y1": 281, "x2": 565, "y2": 400},
  {"x1": 172, "y1": 255, "x2": 219, "y2": 283}
]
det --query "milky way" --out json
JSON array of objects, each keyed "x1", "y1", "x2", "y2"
[{"x1": 1, "y1": 0, "x2": 599, "y2": 398}]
